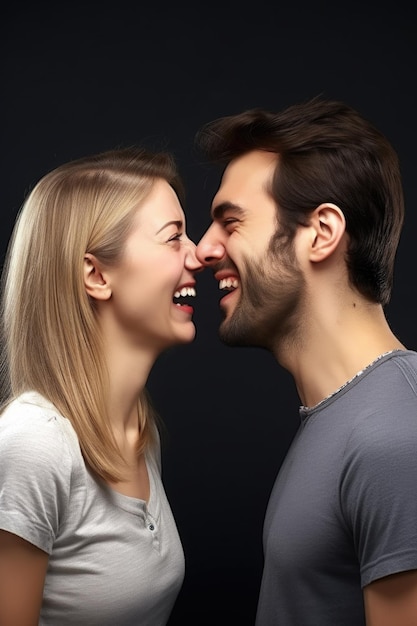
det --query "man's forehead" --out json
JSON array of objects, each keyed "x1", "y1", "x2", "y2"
[
  {"x1": 224, "y1": 149, "x2": 277, "y2": 177},
  {"x1": 217, "y1": 150, "x2": 277, "y2": 195},
  {"x1": 211, "y1": 150, "x2": 277, "y2": 211}
]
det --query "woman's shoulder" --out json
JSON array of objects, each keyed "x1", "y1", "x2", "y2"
[
  {"x1": 2, "y1": 391, "x2": 66, "y2": 429},
  {"x1": 0, "y1": 390, "x2": 81, "y2": 464},
  {"x1": 3, "y1": 390, "x2": 65, "y2": 419}
]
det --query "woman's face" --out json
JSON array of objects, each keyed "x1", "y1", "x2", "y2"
[{"x1": 102, "y1": 179, "x2": 201, "y2": 354}]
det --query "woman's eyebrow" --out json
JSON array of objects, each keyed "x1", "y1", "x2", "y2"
[{"x1": 156, "y1": 220, "x2": 183, "y2": 234}]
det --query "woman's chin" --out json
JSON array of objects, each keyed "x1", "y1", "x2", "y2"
[{"x1": 175, "y1": 323, "x2": 197, "y2": 346}]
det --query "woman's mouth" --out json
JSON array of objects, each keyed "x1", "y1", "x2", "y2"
[{"x1": 173, "y1": 285, "x2": 196, "y2": 314}]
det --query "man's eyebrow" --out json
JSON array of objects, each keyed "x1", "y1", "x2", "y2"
[
  {"x1": 212, "y1": 201, "x2": 245, "y2": 220},
  {"x1": 156, "y1": 220, "x2": 183, "y2": 234}
]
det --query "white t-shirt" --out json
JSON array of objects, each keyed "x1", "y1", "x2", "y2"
[{"x1": 0, "y1": 391, "x2": 185, "y2": 625}]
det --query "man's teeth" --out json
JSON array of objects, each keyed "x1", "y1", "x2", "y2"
[
  {"x1": 219, "y1": 278, "x2": 239, "y2": 290},
  {"x1": 174, "y1": 287, "x2": 196, "y2": 298}
]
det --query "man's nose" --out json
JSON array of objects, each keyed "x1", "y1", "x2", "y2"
[{"x1": 196, "y1": 229, "x2": 225, "y2": 266}]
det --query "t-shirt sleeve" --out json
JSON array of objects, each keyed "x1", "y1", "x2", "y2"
[
  {"x1": 341, "y1": 397, "x2": 417, "y2": 587},
  {"x1": 0, "y1": 402, "x2": 73, "y2": 554}
]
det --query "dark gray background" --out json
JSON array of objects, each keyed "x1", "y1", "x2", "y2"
[{"x1": 2, "y1": 2, "x2": 416, "y2": 623}]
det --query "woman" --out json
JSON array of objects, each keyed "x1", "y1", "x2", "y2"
[{"x1": 0, "y1": 147, "x2": 201, "y2": 625}]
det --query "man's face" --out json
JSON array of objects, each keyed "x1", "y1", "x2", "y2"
[{"x1": 196, "y1": 150, "x2": 304, "y2": 350}]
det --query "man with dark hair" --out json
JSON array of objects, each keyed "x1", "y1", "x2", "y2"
[{"x1": 195, "y1": 97, "x2": 417, "y2": 625}]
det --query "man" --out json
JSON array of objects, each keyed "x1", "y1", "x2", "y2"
[{"x1": 195, "y1": 97, "x2": 417, "y2": 625}]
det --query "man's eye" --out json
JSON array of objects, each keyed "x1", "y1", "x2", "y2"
[{"x1": 223, "y1": 218, "x2": 238, "y2": 229}]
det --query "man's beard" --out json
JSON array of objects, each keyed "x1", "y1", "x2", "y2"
[{"x1": 219, "y1": 241, "x2": 304, "y2": 351}]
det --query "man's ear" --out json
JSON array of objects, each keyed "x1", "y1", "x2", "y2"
[
  {"x1": 308, "y1": 203, "x2": 346, "y2": 262},
  {"x1": 83, "y1": 253, "x2": 112, "y2": 301}
]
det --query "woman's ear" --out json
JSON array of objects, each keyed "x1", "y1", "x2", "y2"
[
  {"x1": 84, "y1": 253, "x2": 112, "y2": 301},
  {"x1": 308, "y1": 203, "x2": 346, "y2": 263}
]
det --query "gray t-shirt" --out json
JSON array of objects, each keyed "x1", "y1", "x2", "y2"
[
  {"x1": 0, "y1": 391, "x2": 185, "y2": 625},
  {"x1": 255, "y1": 350, "x2": 417, "y2": 626}
]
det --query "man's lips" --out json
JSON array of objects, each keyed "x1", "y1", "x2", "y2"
[
  {"x1": 213, "y1": 270, "x2": 240, "y2": 307},
  {"x1": 210, "y1": 259, "x2": 240, "y2": 302},
  {"x1": 218, "y1": 292, "x2": 236, "y2": 311},
  {"x1": 214, "y1": 269, "x2": 239, "y2": 282}
]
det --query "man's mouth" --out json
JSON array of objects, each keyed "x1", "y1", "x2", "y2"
[
  {"x1": 218, "y1": 276, "x2": 240, "y2": 308},
  {"x1": 219, "y1": 277, "x2": 239, "y2": 292}
]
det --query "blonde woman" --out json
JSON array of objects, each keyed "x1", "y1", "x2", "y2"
[{"x1": 0, "y1": 147, "x2": 201, "y2": 625}]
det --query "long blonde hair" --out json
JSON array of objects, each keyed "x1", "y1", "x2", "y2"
[{"x1": 0, "y1": 147, "x2": 185, "y2": 482}]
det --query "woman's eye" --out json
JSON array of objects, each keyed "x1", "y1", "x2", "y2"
[{"x1": 168, "y1": 232, "x2": 182, "y2": 242}]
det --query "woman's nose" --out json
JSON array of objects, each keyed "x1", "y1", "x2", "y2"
[{"x1": 185, "y1": 239, "x2": 204, "y2": 272}]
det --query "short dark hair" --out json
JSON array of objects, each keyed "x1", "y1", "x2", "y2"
[{"x1": 195, "y1": 97, "x2": 404, "y2": 306}]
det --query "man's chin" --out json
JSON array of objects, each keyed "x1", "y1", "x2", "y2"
[
  {"x1": 218, "y1": 318, "x2": 249, "y2": 347},
  {"x1": 218, "y1": 314, "x2": 271, "y2": 349},
  {"x1": 218, "y1": 318, "x2": 236, "y2": 345}
]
